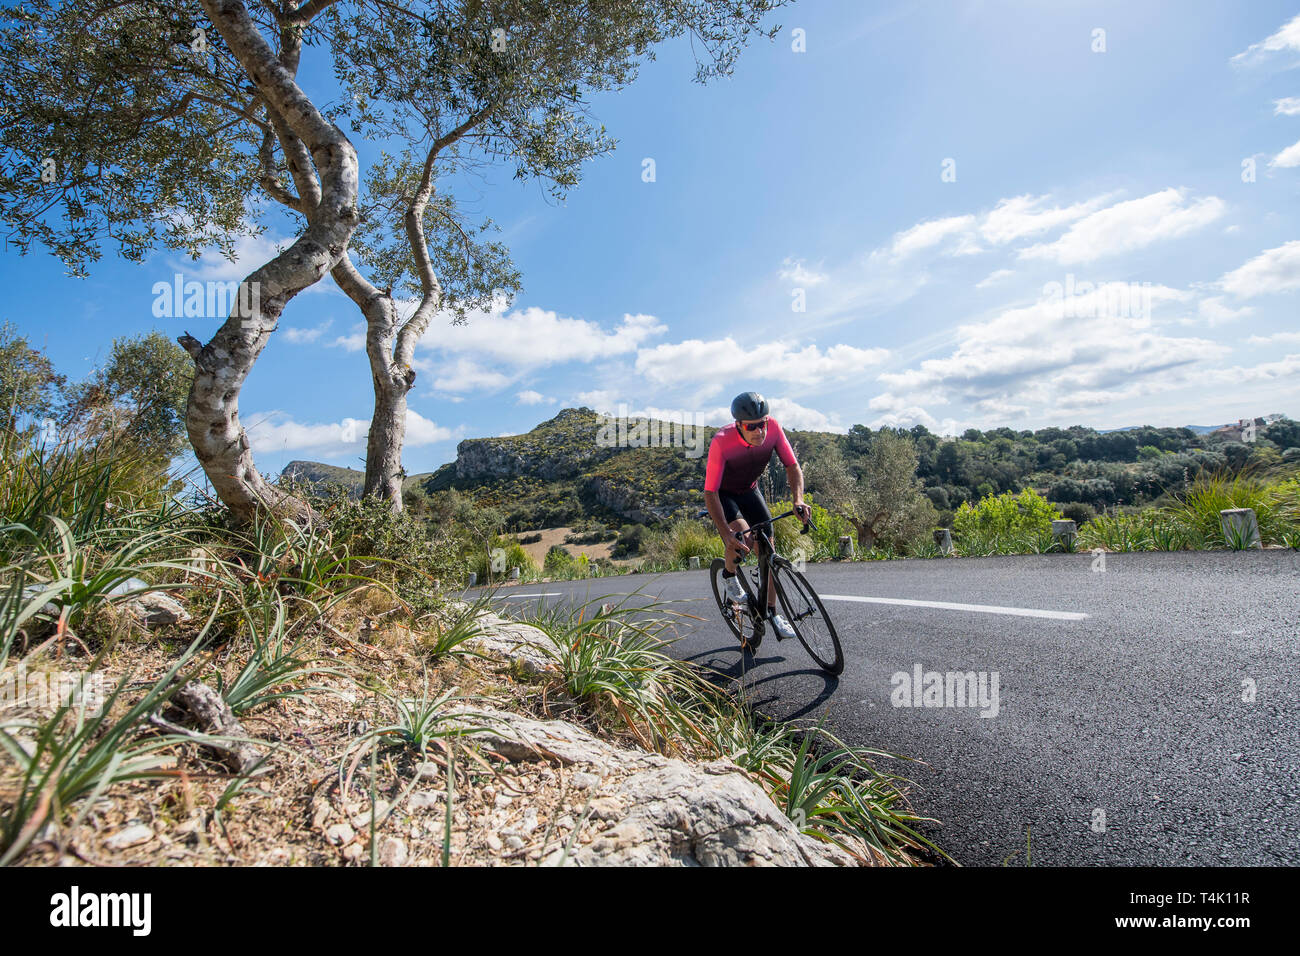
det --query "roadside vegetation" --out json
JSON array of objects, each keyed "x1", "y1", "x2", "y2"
[
  {"x1": 634, "y1": 475, "x2": 1300, "y2": 570},
  {"x1": 0, "y1": 369, "x2": 937, "y2": 865}
]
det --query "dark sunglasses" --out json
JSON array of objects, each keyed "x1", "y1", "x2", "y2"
[{"x1": 739, "y1": 419, "x2": 768, "y2": 432}]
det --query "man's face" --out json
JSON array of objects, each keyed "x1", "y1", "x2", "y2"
[{"x1": 738, "y1": 418, "x2": 768, "y2": 446}]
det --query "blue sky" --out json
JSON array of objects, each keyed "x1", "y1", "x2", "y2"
[{"x1": 6, "y1": 0, "x2": 1300, "y2": 477}]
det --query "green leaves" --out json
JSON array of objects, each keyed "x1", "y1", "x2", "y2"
[
  {"x1": 953, "y1": 487, "x2": 1061, "y2": 540},
  {"x1": 0, "y1": 1, "x2": 263, "y2": 275}
]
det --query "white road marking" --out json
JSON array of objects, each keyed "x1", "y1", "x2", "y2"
[
  {"x1": 496, "y1": 592, "x2": 563, "y2": 599},
  {"x1": 820, "y1": 594, "x2": 1088, "y2": 621}
]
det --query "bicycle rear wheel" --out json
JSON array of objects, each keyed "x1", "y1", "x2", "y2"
[
  {"x1": 709, "y1": 558, "x2": 762, "y2": 650},
  {"x1": 773, "y1": 565, "x2": 843, "y2": 674}
]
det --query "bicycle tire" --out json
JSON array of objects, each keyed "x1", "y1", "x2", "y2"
[
  {"x1": 709, "y1": 558, "x2": 762, "y2": 650},
  {"x1": 773, "y1": 564, "x2": 843, "y2": 674}
]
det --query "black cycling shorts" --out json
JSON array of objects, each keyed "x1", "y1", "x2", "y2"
[{"x1": 718, "y1": 486, "x2": 772, "y2": 528}]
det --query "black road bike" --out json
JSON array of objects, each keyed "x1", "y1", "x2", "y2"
[{"x1": 703, "y1": 509, "x2": 843, "y2": 675}]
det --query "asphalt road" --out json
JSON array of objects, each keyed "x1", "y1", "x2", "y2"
[{"x1": 475, "y1": 550, "x2": 1300, "y2": 866}]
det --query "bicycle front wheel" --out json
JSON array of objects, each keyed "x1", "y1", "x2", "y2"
[
  {"x1": 709, "y1": 558, "x2": 761, "y2": 650},
  {"x1": 773, "y1": 566, "x2": 843, "y2": 675}
]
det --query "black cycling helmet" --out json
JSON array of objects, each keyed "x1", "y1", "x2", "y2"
[{"x1": 730, "y1": 391, "x2": 769, "y2": 422}]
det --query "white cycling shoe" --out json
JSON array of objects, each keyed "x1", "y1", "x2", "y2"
[
  {"x1": 723, "y1": 574, "x2": 745, "y2": 604},
  {"x1": 769, "y1": 612, "x2": 797, "y2": 640}
]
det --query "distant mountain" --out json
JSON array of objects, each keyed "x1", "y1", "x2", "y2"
[
  {"x1": 283, "y1": 409, "x2": 1295, "y2": 528},
  {"x1": 280, "y1": 460, "x2": 434, "y2": 498},
  {"x1": 419, "y1": 407, "x2": 841, "y2": 528},
  {"x1": 1100, "y1": 423, "x2": 1228, "y2": 434},
  {"x1": 1101, "y1": 417, "x2": 1280, "y2": 436}
]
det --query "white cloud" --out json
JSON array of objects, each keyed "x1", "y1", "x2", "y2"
[
  {"x1": 1018, "y1": 189, "x2": 1225, "y2": 265},
  {"x1": 876, "y1": 282, "x2": 1228, "y2": 424},
  {"x1": 890, "y1": 215, "x2": 976, "y2": 259},
  {"x1": 403, "y1": 409, "x2": 461, "y2": 446},
  {"x1": 284, "y1": 320, "x2": 333, "y2": 344},
  {"x1": 976, "y1": 269, "x2": 1014, "y2": 289},
  {"x1": 423, "y1": 306, "x2": 665, "y2": 368},
  {"x1": 1197, "y1": 296, "x2": 1254, "y2": 326},
  {"x1": 979, "y1": 194, "x2": 1110, "y2": 245},
  {"x1": 247, "y1": 408, "x2": 459, "y2": 457},
  {"x1": 765, "y1": 397, "x2": 849, "y2": 433},
  {"x1": 1231, "y1": 13, "x2": 1300, "y2": 65},
  {"x1": 1271, "y1": 137, "x2": 1300, "y2": 168},
  {"x1": 635, "y1": 339, "x2": 889, "y2": 388},
  {"x1": 1197, "y1": 353, "x2": 1300, "y2": 385},
  {"x1": 429, "y1": 358, "x2": 514, "y2": 393},
  {"x1": 1219, "y1": 241, "x2": 1300, "y2": 298},
  {"x1": 516, "y1": 389, "x2": 553, "y2": 406},
  {"x1": 597, "y1": 397, "x2": 848, "y2": 433},
  {"x1": 246, "y1": 411, "x2": 367, "y2": 454},
  {"x1": 778, "y1": 257, "x2": 828, "y2": 286},
  {"x1": 574, "y1": 389, "x2": 619, "y2": 410},
  {"x1": 1275, "y1": 97, "x2": 1300, "y2": 116},
  {"x1": 331, "y1": 323, "x2": 367, "y2": 352},
  {"x1": 1247, "y1": 331, "x2": 1300, "y2": 346}
]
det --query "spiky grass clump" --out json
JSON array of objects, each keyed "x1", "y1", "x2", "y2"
[{"x1": 514, "y1": 595, "x2": 946, "y2": 865}]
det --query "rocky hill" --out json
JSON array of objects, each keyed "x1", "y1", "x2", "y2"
[
  {"x1": 422, "y1": 408, "x2": 713, "y2": 526},
  {"x1": 415, "y1": 408, "x2": 840, "y2": 528},
  {"x1": 281, "y1": 460, "x2": 434, "y2": 499},
  {"x1": 288, "y1": 408, "x2": 1297, "y2": 530}
]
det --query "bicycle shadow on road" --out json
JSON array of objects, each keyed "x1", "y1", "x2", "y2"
[{"x1": 683, "y1": 646, "x2": 839, "y2": 721}]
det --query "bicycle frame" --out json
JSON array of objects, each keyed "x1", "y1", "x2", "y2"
[{"x1": 731, "y1": 509, "x2": 807, "y2": 611}]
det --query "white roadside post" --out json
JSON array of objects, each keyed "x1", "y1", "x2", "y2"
[
  {"x1": 1220, "y1": 508, "x2": 1262, "y2": 549},
  {"x1": 1051, "y1": 520, "x2": 1077, "y2": 549}
]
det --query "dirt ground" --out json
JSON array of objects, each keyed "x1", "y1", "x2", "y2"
[{"x1": 514, "y1": 527, "x2": 635, "y2": 568}]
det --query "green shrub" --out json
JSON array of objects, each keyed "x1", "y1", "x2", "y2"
[
  {"x1": 316, "y1": 489, "x2": 460, "y2": 593},
  {"x1": 469, "y1": 539, "x2": 539, "y2": 581},
  {"x1": 765, "y1": 498, "x2": 850, "y2": 558},
  {"x1": 1056, "y1": 501, "x2": 1096, "y2": 526},
  {"x1": 641, "y1": 519, "x2": 724, "y2": 569},
  {"x1": 1078, "y1": 513, "x2": 1151, "y2": 552},
  {"x1": 1169, "y1": 471, "x2": 1291, "y2": 547},
  {"x1": 953, "y1": 489, "x2": 1061, "y2": 542},
  {"x1": 610, "y1": 524, "x2": 646, "y2": 559},
  {"x1": 543, "y1": 544, "x2": 575, "y2": 574}
]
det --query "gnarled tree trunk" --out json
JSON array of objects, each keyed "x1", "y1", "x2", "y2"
[
  {"x1": 179, "y1": 0, "x2": 358, "y2": 524},
  {"x1": 333, "y1": 124, "x2": 481, "y2": 512},
  {"x1": 330, "y1": 254, "x2": 416, "y2": 507}
]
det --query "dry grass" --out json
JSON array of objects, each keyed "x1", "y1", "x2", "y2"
[{"x1": 6, "y1": 596, "x2": 620, "y2": 867}]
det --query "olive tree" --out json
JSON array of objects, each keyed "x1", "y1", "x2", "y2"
[
  {"x1": 273, "y1": 0, "x2": 787, "y2": 509},
  {"x1": 818, "y1": 429, "x2": 938, "y2": 551},
  {"x1": 59, "y1": 331, "x2": 194, "y2": 464},
  {"x1": 2, "y1": 0, "x2": 785, "y2": 521},
  {"x1": 1, "y1": 0, "x2": 358, "y2": 524},
  {"x1": 0, "y1": 322, "x2": 65, "y2": 432}
]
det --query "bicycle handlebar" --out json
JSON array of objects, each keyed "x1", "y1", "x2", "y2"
[{"x1": 696, "y1": 507, "x2": 815, "y2": 536}]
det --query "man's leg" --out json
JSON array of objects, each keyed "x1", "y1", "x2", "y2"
[
  {"x1": 736, "y1": 488, "x2": 776, "y2": 610},
  {"x1": 756, "y1": 533, "x2": 778, "y2": 611}
]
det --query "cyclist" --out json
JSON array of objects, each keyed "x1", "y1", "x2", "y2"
[{"x1": 703, "y1": 391, "x2": 811, "y2": 642}]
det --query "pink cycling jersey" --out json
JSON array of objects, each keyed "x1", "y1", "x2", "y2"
[{"x1": 704, "y1": 419, "x2": 797, "y2": 494}]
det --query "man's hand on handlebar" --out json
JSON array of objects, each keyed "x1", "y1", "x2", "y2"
[
  {"x1": 726, "y1": 528, "x2": 751, "y2": 560},
  {"x1": 794, "y1": 501, "x2": 812, "y2": 526}
]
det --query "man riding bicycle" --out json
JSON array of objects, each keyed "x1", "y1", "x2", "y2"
[{"x1": 703, "y1": 391, "x2": 811, "y2": 642}]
